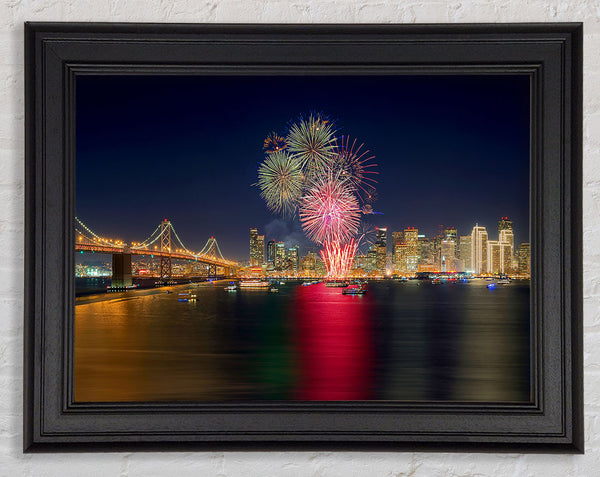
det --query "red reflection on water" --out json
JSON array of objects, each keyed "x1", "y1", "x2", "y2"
[{"x1": 292, "y1": 283, "x2": 374, "y2": 400}]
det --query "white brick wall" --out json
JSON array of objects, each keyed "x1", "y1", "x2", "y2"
[{"x1": 0, "y1": 1, "x2": 597, "y2": 475}]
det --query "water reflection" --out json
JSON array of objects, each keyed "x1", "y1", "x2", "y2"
[
  {"x1": 292, "y1": 284, "x2": 374, "y2": 400},
  {"x1": 74, "y1": 280, "x2": 530, "y2": 402}
]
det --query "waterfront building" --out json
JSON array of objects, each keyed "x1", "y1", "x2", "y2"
[
  {"x1": 440, "y1": 239, "x2": 456, "y2": 271},
  {"x1": 287, "y1": 246, "x2": 299, "y2": 273},
  {"x1": 367, "y1": 248, "x2": 378, "y2": 273},
  {"x1": 404, "y1": 227, "x2": 419, "y2": 273},
  {"x1": 445, "y1": 227, "x2": 459, "y2": 260},
  {"x1": 487, "y1": 240, "x2": 512, "y2": 275},
  {"x1": 266, "y1": 239, "x2": 276, "y2": 265},
  {"x1": 275, "y1": 241, "x2": 285, "y2": 270},
  {"x1": 516, "y1": 242, "x2": 531, "y2": 276},
  {"x1": 471, "y1": 225, "x2": 488, "y2": 274},
  {"x1": 249, "y1": 228, "x2": 265, "y2": 266},
  {"x1": 498, "y1": 216, "x2": 513, "y2": 234},
  {"x1": 376, "y1": 227, "x2": 387, "y2": 246},
  {"x1": 391, "y1": 231, "x2": 403, "y2": 268},
  {"x1": 374, "y1": 227, "x2": 388, "y2": 274},
  {"x1": 499, "y1": 228, "x2": 515, "y2": 257},
  {"x1": 459, "y1": 235, "x2": 472, "y2": 271},
  {"x1": 417, "y1": 235, "x2": 435, "y2": 272}
]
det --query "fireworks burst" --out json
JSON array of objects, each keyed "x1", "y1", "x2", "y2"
[
  {"x1": 286, "y1": 113, "x2": 337, "y2": 175},
  {"x1": 356, "y1": 220, "x2": 376, "y2": 254},
  {"x1": 299, "y1": 172, "x2": 361, "y2": 244},
  {"x1": 257, "y1": 112, "x2": 379, "y2": 279},
  {"x1": 321, "y1": 239, "x2": 358, "y2": 278},
  {"x1": 263, "y1": 132, "x2": 288, "y2": 153},
  {"x1": 257, "y1": 151, "x2": 304, "y2": 216},
  {"x1": 331, "y1": 135, "x2": 378, "y2": 199}
]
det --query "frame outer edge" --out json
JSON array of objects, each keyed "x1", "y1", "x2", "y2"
[
  {"x1": 570, "y1": 22, "x2": 584, "y2": 454},
  {"x1": 23, "y1": 21, "x2": 36, "y2": 453},
  {"x1": 22, "y1": 21, "x2": 584, "y2": 452}
]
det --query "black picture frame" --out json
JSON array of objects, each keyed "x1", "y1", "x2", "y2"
[{"x1": 24, "y1": 22, "x2": 583, "y2": 452}]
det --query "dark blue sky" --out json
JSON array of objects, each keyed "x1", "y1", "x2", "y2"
[{"x1": 76, "y1": 75, "x2": 530, "y2": 261}]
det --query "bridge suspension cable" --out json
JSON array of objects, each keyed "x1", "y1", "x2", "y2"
[
  {"x1": 169, "y1": 222, "x2": 196, "y2": 256},
  {"x1": 132, "y1": 224, "x2": 162, "y2": 249}
]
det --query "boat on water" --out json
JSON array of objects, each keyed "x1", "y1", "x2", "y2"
[
  {"x1": 178, "y1": 292, "x2": 191, "y2": 302},
  {"x1": 239, "y1": 280, "x2": 271, "y2": 289},
  {"x1": 224, "y1": 285, "x2": 237, "y2": 291},
  {"x1": 302, "y1": 281, "x2": 312, "y2": 286},
  {"x1": 342, "y1": 284, "x2": 367, "y2": 295},
  {"x1": 270, "y1": 288, "x2": 279, "y2": 293},
  {"x1": 325, "y1": 281, "x2": 349, "y2": 288},
  {"x1": 497, "y1": 278, "x2": 511, "y2": 284}
]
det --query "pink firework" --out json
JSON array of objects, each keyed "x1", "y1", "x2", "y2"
[
  {"x1": 320, "y1": 239, "x2": 358, "y2": 278},
  {"x1": 332, "y1": 135, "x2": 378, "y2": 199},
  {"x1": 299, "y1": 173, "x2": 361, "y2": 244}
]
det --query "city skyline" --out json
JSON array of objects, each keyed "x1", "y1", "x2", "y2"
[
  {"x1": 76, "y1": 74, "x2": 530, "y2": 261},
  {"x1": 246, "y1": 216, "x2": 530, "y2": 277}
]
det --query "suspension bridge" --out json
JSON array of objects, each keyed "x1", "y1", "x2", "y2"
[{"x1": 75, "y1": 217, "x2": 238, "y2": 287}]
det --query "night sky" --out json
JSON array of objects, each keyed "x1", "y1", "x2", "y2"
[{"x1": 76, "y1": 75, "x2": 530, "y2": 261}]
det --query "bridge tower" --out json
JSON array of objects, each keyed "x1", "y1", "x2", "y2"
[{"x1": 159, "y1": 219, "x2": 172, "y2": 280}]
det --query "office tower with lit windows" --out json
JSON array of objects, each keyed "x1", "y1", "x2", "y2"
[
  {"x1": 471, "y1": 225, "x2": 488, "y2": 274},
  {"x1": 440, "y1": 239, "x2": 456, "y2": 271},
  {"x1": 445, "y1": 227, "x2": 459, "y2": 261},
  {"x1": 417, "y1": 235, "x2": 435, "y2": 272},
  {"x1": 459, "y1": 235, "x2": 472, "y2": 271},
  {"x1": 302, "y1": 251, "x2": 318, "y2": 273},
  {"x1": 499, "y1": 228, "x2": 515, "y2": 256},
  {"x1": 498, "y1": 216, "x2": 513, "y2": 234},
  {"x1": 287, "y1": 246, "x2": 299, "y2": 272},
  {"x1": 249, "y1": 228, "x2": 265, "y2": 266},
  {"x1": 376, "y1": 227, "x2": 387, "y2": 247},
  {"x1": 257, "y1": 235, "x2": 265, "y2": 264},
  {"x1": 266, "y1": 239, "x2": 276, "y2": 265},
  {"x1": 487, "y1": 240, "x2": 512, "y2": 275},
  {"x1": 404, "y1": 227, "x2": 419, "y2": 273},
  {"x1": 275, "y1": 241, "x2": 285, "y2": 270},
  {"x1": 391, "y1": 231, "x2": 403, "y2": 268},
  {"x1": 516, "y1": 242, "x2": 531, "y2": 276},
  {"x1": 367, "y1": 248, "x2": 378, "y2": 273},
  {"x1": 374, "y1": 227, "x2": 388, "y2": 274}
]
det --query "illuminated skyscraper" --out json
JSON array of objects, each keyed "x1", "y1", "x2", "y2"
[
  {"x1": 257, "y1": 235, "x2": 265, "y2": 264},
  {"x1": 302, "y1": 251, "x2": 318, "y2": 272},
  {"x1": 367, "y1": 248, "x2": 378, "y2": 273},
  {"x1": 516, "y1": 242, "x2": 531, "y2": 276},
  {"x1": 249, "y1": 228, "x2": 265, "y2": 266},
  {"x1": 375, "y1": 227, "x2": 387, "y2": 247},
  {"x1": 445, "y1": 227, "x2": 459, "y2": 260},
  {"x1": 499, "y1": 228, "x2": 514, "y2": 256},
  {"x1": 266, "y1": 239, "x2": 276, "y2": 264},
  {"x1": 498, "y1": 217, "x2": 513, "y2": 234},
  {"x1": 374, "y1": 227, "x2": 387, "y2": 274},
  {"x1": 391, "y1": 231, "x2": 403, "y2": 269},
  {"x1": 417, "y1": 235, "x2": 435, "y2": 272},
  {"x1": 471, "y1": 225, "x2": 488, "y2": 274},
  {"x1": 404, "y1": 227, "x2": 419, "y2": 273},
  {"x1": 275, "y1": 241, "x2": 285, "y2": 270},
  {"x1": 440, "y1": 239, "x2": 455, "y2": 271},
  {"x1": 287, "y1": 246, "x2": 299, "y2": 272},
  {"x1": 487, "y1": 240, "x2": 512, "y2": 275},
  {"x1": 459, "y1": 235, "x2": 472, "y2": 271}
]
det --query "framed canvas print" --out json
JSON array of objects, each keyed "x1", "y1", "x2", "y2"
[{"x1": 24, "y1": 22, "x2": 583, "y2": 452}]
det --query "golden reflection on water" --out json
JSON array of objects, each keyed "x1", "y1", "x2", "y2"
[{"x1": 74, "y1": 279, "x2": 530, "y2": 402}]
